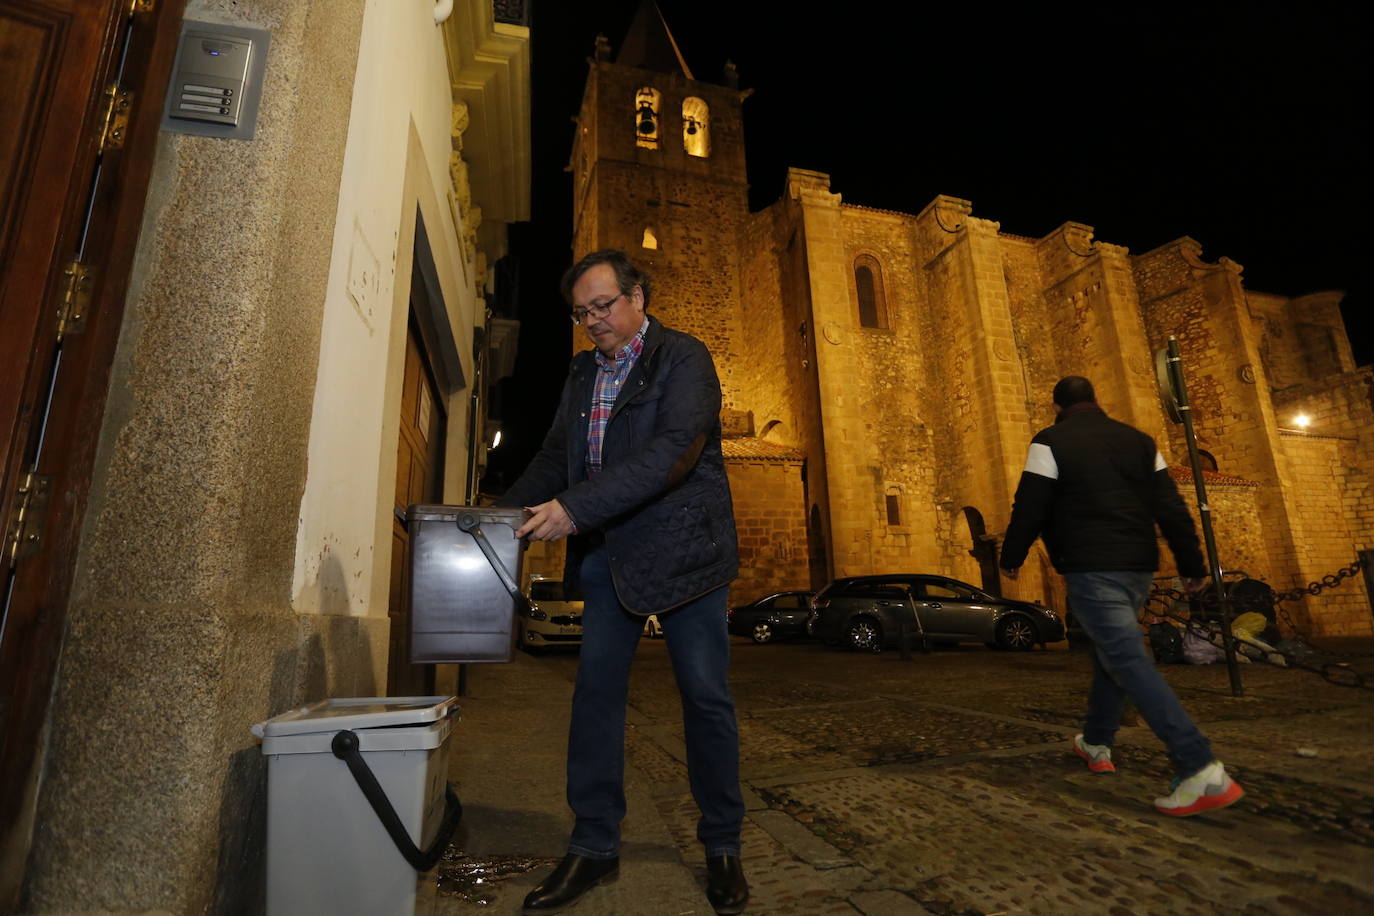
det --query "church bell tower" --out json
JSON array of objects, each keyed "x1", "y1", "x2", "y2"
[{"x1": 569, "y1": 1, "x2": 751, "y2": 411}]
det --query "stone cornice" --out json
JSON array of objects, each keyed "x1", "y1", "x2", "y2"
[
  {"x1": 443, "y1": 0, "x2": 531, "y2": 225},
  {"x1": 915, "y1": 195, "x2": 972, "y2": 234},
  {"x1": 1135, "y1": 236, "x2": 1243, "y2": 276}
]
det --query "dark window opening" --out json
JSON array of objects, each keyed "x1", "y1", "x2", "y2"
[
  {"x1": 853, "y1": 255, "x2": 888, "y2": 328},
  {"x1": 885, "y1": 493, "x2": 901, "y2": 526}
]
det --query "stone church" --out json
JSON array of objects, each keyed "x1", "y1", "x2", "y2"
[{"x1": 562, "y1": 7, "x2": 1372, "y2": 637}]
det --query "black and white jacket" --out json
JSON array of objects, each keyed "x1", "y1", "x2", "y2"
[{"x1": 999, "y1": 403, "x2": 1205, "y2": 576}]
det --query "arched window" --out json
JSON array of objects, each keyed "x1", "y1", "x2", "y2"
[
  {"x1": 885, "y1": 487, "x2": 902, "y2": 526},
  {"x1": 634, "y1": 87, "x2": 660, "y2": 149},
  {"x1": 641, "y1": 227, "x2": 658, "y2": 250},
  {"x1": 682, "y1": 97, "x2": 710, "y2": 157},
  {"x1": 853, "y1": 255, "x2": 888, "y2": 328}
]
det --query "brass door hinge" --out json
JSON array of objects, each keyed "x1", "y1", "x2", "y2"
[
  {"x1": 98, "y1": 84, "x2": 134, "y2": 154},
  {"x1": 6, "y1": 473, "x2": 52, "y2": 562},
  {"x1": 56, "y1": 260, "x2": 94, "y2": 341}
]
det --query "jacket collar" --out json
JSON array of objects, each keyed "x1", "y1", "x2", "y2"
[{"x1": 1055, "y1": 401, "x2": 1105, "y2": 423}]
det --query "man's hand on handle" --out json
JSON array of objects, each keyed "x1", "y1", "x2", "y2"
[{"x1": 515, "y1": 500, "x2": 576, "y2": 542}]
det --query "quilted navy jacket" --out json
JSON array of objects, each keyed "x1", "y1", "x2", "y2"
[
  {"x1": 999, "y1": 404, "x2": 1205, "y2": 576},
  {"x1": 499, "y1": 316, "x2": 739, "y2": 614}
]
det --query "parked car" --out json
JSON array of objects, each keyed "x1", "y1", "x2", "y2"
[
  {"x1": 519, "y1": 576, "x2": 583, "y2": 650},
  {"x1": 643, "y1": 614, "x2": 663, "y2": 638},
  {"x1": 807, "y1": 574, "x2": 1063, "y2": 652},
  {"x1": 727, "y1": 591, "x2": 813, "y2": 643}
]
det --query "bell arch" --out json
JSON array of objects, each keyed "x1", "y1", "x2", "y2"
[
  {"x1": 634, "y1": 86, "x2": 660, "y2": 149},
  {"x1": 682, "y1": 96, "x2": 709, "y2": 157}
]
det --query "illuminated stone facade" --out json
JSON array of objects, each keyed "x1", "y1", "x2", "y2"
[{"x1": 569, "y1": 35, "x2": 1372, "y2": 634}]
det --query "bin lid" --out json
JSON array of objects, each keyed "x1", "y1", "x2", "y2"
[
  {"x1": 251, "y1": 696, "x2": 459, "y2": 739},
  {"x1": 406, "y1": 503, "x2": 527, "y2": 524}
]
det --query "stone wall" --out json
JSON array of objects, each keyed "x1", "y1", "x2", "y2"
[
  {"x1": 724, "y1": 450, "x2": 810, "y2": 601},
  {"x1": 25, "y1": 2, "x2": 371, "y2": 911},
  {"x1": 1269, "y1": 370, "x2": 1374, "y2": 635},
  {"x1": 1251, "y1": 289, "x2": 1356, "y2": 388},
  {"x1": 912, "y1": 199, "x2": 1012, "y2": 580},
  {"x1": 1132, "y1": 240, "x2": 1307, "y2": 613},
  {"x1": 1274, "y1": 432, "x2": 1372, "y2": 635},
  {"x1": 1170, "y1": 471, "x2": 1268, "y2": 581},
  {"x1": 737, "y1": 208, "x2": 808, "y2": 451},
  {"x1": 833, "y1": 205, "x2": 940, "y2": 573}
]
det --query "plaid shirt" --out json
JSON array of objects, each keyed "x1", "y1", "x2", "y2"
[{"x1": 587, "y1": 318, "x2": 649, "y2": 476}]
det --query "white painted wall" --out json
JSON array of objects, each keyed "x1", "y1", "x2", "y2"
[{"x1": 292, "y1": 0, "x2": 474, "y2": 616}]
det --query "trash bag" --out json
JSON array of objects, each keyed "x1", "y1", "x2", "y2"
[
  {"x1": 1236, "y1": 633, "x2": 1287, "y2": 666},
  {"x1": 1231, "y1": 611, "x2": 1268, "y2": 640},
  {"x1": 1149, "y1": 622, "x2": 1185, "y2": 664},
  {"x1": 1182, "y1": 624, "x2": 1225, "y2": 665}
]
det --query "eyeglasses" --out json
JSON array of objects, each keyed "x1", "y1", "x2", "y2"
[{"x1": 570, "y1": 292, "x2": 626, "y2": 325}]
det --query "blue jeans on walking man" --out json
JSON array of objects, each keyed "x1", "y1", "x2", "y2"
[
  {"x1": 566, "y1": 544, "x2": 745, "y2": 859},
  {"x1": 1065, "y1": 570, "x2": 1213, "y2": 778}
]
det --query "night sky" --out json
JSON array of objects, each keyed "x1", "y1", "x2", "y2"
[{"x1": 484, "y1": 1, "x2": 1369, "y2": 491}]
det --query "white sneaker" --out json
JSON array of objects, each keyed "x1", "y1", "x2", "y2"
[
  {"x1": 1072, "y1": 734, "x2": 1116, "y2": 773},
  {"x1": 1154, "y1": 760, "x2": 1245, "y2": 816}
]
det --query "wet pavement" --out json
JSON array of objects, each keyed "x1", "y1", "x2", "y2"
[{"x1": 437, "y1": 635, "x2": 1374, "y2": 915}]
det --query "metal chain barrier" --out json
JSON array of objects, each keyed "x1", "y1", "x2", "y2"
[
  {"x1": 1144, "y1": 557, "x2": 1373, "y2": 692},
  {"x1": 1269, "y1": 557, "x2": 1368, "y2": 652}
]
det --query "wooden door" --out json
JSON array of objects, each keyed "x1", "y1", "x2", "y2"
[
  {"x1": 388, "y1": 318, "x2": 446, "y2": 696},
  {"x1": 0, "y1": 0, "x2": 185, "y2": 905}
]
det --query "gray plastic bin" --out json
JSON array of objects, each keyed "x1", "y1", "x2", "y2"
[
  {"x1": 251, "y1": 696, "x2": 462, "y2": 915},
  {"x1": 407, "y1": 504, "x2": 527, "y2": 663}
]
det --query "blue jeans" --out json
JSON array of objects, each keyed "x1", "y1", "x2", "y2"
[
  {"x1": 566, "y1": 545, "x2": 744, "y2": 859},
  {"x1": 1065, "y1": 570, "x2": 1213, "y2": 778}
]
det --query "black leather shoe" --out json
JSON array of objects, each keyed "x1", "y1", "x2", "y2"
[
  {"x1": 705, "y1": 854, "x2": 749, "y2": 914},
  {"x1": 521, "y1": 853, "x2": 619, "y2": 915}
]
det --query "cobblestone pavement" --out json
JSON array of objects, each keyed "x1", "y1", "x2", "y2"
[
  {"x1": 640, "y1": 640, "x2": 1374, "y2": 914},
  {"x1": 442, "y1": 637, "x2": 1374, "y2": 914}
]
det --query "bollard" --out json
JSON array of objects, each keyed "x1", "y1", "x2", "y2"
[{"x1": 1362, "y1": 550, "x2": 1374, "y2": 627}]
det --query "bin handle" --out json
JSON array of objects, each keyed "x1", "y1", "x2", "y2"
[
  {"x1": 455, "y1": 512, "x2": 532, "y2": 617},
  {"x1": 330, "y1": 729, "x2": 463, "y2": 872}
]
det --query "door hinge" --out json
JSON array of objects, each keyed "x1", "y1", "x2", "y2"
[
  {"x1": 56, "y1": 260, "x2": 94, "y2": 341},
  {"x1": 7, "y1": 473, "x2": 52, "y2": 563},
  {"x1": 98, "y1": 84, "x2": 134, "y2": 154},
  {"x1": 129, "y1": 0, "x2": 155, "y2": 15}
]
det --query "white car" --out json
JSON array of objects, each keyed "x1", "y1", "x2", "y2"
[{"x1": 519, "y1": 578, "x2": 583, "y2": 650}]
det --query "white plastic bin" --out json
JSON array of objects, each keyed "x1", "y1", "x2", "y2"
[{"x1": 251, "y1": 696, "x2": 461, "y2": 916}]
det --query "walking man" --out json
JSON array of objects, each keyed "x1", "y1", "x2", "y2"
[
  {"x1": 501, "y1": 250, "x2": 749, "y2": 914},
  {"x1": 999, "y1": 376, "x2": 1244, "y2": 816}
]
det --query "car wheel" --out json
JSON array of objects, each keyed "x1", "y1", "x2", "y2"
[
  {"x1": 846, "y1": 617, "x2": 882, "y2": 652},
  {"x1": 751, "y1": 622, "x2": 774, "y2": 644},
  {"x1": 996, "y1": 615, "x2": 1037, "y2": 651}
]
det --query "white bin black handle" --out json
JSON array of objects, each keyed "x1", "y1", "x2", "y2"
[
  {"x1": 456, "y1": 512, "x2": 533, "y2": 617},
  {"x1": 330, "y1": 729, "x2": 462, "y2": 872}
]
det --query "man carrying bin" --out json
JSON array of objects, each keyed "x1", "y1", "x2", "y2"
[{"x1": 499, "y1": 250, "x2": 749, "y2": 914}]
